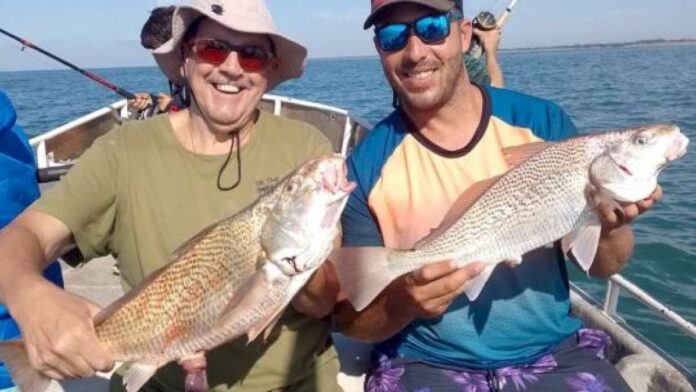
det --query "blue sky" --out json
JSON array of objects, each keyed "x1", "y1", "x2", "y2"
[{"x1": 1, "y1": 0, "x2": 696, "y2": 71}]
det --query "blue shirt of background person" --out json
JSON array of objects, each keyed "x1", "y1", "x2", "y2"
[{"x1": 0, "y1": 90, "x2": 64, "y2": 389}]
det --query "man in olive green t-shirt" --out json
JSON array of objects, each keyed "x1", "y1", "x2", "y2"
[{"x1": 0, "y1": 1, "x2": 344, "y2": 391}]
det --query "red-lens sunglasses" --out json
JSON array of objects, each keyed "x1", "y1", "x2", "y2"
[{"x1": 187, "y1": 38, "x2": 274, "y2": 72}]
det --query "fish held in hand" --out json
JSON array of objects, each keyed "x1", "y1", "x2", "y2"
[
  {"x1": 332, "y1": 124, "x2": 689, "y2": 311},
  {"x1": 0, "y1": 154, "x2": 355, "y2": 392}
]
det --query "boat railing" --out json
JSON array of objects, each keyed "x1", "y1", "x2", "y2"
[
  {"x1": 600, "y1": 273, "x2": 696, "y2": 339},
  {"x1": 261, "y1": 94, "x2": 355, "y2": 156},
  {"x1": 29, "y1": 100, "x2": 129, "y2": 168}
]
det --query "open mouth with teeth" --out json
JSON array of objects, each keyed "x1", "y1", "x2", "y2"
[
  {"x1": 213, "y1": 83, "x2": 241, "y2": 94},
  {"x1": 403, "y1": 69, "x2": 436, "y2": 80}
]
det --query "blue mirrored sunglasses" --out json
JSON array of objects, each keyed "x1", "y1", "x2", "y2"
[{"x1": 375, "y1": 9, "x2": 463, "y2": 52}]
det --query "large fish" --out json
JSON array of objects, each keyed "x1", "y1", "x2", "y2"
[
  {"x1": 333, "y1": 124, "x2": 689, "y2": 311},
  {"x1": 0, "y1": 155, "x2": 355, "y2": 392}
]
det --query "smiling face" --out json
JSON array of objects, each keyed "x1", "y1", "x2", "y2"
[
  {"x1": 374, "y1": 4, "x2": 472, "y2": 112},
  {"x1": 181, "y1": 19, "x2": 279, "y2": 134}
]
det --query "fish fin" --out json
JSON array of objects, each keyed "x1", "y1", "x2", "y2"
[
  {"x1": 249, "y1": 267, "x2": 317, "y2": 343},
  {"x1": 330, "y1": 247, "x2": 400, "y2": 311},
  {"x1": 501, "y1": 141, "x2": 553, "y2": 168},
  {"x1": 417, "y1": 176, "x2": 501, "y2": 246},
  {"x1": 0, "y1": 340, "x2": 59, "y2": 392},
  {"x1": 247, "y1": 303, "x2": 285, "y2": 344},
  {"x1": 562, "y1": 219, "x2": 602, "y2": 272},
  {"x1": 216, "y1": 269, "x2": 271, "y2": 329},
  {"x1": 123, "y1": 361, "x2": 160, "y2": 392},
  {"x1": 463, "y1": 264, "x2": 497, "y2": 301}
]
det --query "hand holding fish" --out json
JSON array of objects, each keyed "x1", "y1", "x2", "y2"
[
  {"x1": 390, "y1": 260, "x2": 486, "y2": 319},
  {"x1": 584, "y1": 185, "x2": 663, "y2": 278},
  {"x1": 591, "y1": 185, "x2": 662, "y2": 230},
  {"x1": 8, "y1": 278, "x2": 114, "y2": 380}
]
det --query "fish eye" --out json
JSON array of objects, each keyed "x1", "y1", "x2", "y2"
[
  {"x1": 634, "y1": 131, "x2": 654, "y2": 146},
  {"x1": 285, "y1": 181, "x2": 299, "y2": 193}
]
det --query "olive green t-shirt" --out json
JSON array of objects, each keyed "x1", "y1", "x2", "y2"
[{"x1": 33, "y1": 112, "x2": 341, "y2": 391}]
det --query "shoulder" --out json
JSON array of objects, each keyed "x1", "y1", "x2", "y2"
[
  {"x1": 258, "y1": 110, "x2": 331, "y2": 146},
  {"x1": 485, "y1": 86, "x2": 578, "y2": 141},
  {"x1": 350, "y1": 111, "x2": 406, "y2": 165},
  {"x1": 347, "y1": 111, "x2": 406, "y2": 188},
  {"x1": 93, "y1": 115, "x2": 171, "y2": 150}
]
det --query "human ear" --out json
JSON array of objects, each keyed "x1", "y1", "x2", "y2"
[{"x1": 458, "y1": 18, "x2": 473, "y2": 53}]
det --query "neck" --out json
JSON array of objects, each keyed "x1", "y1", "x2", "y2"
[
  {"x1": 402, "y1": 80, "x2": 483, "y2": 151},
  {"x1": 170, "y1": 109, "x2": 257, "y2": 155}
]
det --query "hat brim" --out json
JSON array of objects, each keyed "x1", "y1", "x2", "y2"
[
  {"x1": 153, "y1": 6, "x2": 307, "y2": 89},
  {"x1": 363, "y1": 0, "x2": 455, "y2": 29}
]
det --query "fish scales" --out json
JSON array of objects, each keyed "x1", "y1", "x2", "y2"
[
  {"x1": 95, "y1": 182, "x2": 283, "y2": 362},
  {"x1": 389, "y1": 132, "x2": 630, "y2": 272}
]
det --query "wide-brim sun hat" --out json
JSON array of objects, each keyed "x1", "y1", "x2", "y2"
[
  {"x1": 153, "y1": 0, "x2": 307, "y2": 89},
  {"x1": 363, "y1": 0, "x2": 460, "y2": 29}
]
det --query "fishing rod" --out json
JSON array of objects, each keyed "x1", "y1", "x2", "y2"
[
  {"x1": 0, "y1": 27, "x2": 136, "y2": 100},
  {"x1": 495, "y1": 0, "x2": 520, "y2": 28},
  {"x1": 469, "y1": 0, "x2": 521, "y2": 57}
]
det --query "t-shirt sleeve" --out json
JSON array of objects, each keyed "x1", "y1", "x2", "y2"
[
  {"x1": 32, "y1": 129, "x2": 121, "y2": 263},
  {"x1": 554, "y1": 105, "x2": 578, "y2": 139}
]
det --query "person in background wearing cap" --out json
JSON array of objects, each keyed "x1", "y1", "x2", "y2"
[
  {"x1": 334, "y1": 0, "x2": 652, "y2": 390},
  {"x1": 0, "y1": 0, "x2": 343, "y2": 391},
  {"x1": 129, "y1": 6, "x2": 188, "y2": 117}
]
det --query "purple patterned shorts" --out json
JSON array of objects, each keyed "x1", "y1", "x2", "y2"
[{"x1": 365, "y1": 328, "x2": 630, "y2": 392}]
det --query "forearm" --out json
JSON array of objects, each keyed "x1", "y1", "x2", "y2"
[
  {"x1": 0, "y1": 212, "x2": 73, "y2": 306},
  {"x1": 292, "y1": 262, "x2": 341, "y2": 319},
  {"x1": 485, "y1": 54, "x2": 504, "y2": 88},
  {"x1": 0, "y1": 225, "x2": 54, "y2": 306},
  {"x1": 589, "y1": 225, "x2": 634, "y2": 278},
  {"x1": 333, "y1": 285, "x2": 413, "y2": 342}
]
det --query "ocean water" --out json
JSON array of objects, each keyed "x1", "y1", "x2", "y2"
[{"x1": 1, "y1": 44, "x2": 695, "y2": 372}]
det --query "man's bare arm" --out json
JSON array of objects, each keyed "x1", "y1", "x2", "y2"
[{"x1": 0, "y1": 209, "x2": 114, "y2": 379}]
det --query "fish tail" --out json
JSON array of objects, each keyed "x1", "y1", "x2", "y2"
[
  {"x1": 330, "y1": 247, "x2": 400, "y2": 311},
  {"x1": 0, "y1": 340, "x2": 59, "y2": 392}
]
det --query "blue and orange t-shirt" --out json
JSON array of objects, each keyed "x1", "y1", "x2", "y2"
[{"x1": 341, "y1": 85, "x2": 582, "y2": 368}]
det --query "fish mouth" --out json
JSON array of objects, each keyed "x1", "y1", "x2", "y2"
[
  {"x1": 318, "y1": 156, "x2": 356, "y2": 196},
  {"x1": 666, "y1": 130, "x2": 689, "y2": 161}
]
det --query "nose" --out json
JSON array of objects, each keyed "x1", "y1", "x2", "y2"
[
  {"x1": 402, "y1": 32, "x2": 428, "y2": 63},
  {"x1": 218, "y1": 50, "x2": 244, "y2": 76}
]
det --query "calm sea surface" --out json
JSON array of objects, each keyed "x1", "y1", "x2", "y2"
[{"x1": 1, "y1": 44, "x2": 695, "y2": 372}]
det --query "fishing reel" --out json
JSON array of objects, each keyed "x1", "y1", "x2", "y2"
[
  {"x1": 472, "y1": 11, "x2": 497, "y2": 31},
  {"x1": 468, "y1": 11, "x2": 497, "y2": 57}
]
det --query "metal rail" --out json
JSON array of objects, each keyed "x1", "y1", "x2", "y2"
[{"x1": 602, "y1": 274, "x2": 696, "y2": 339}]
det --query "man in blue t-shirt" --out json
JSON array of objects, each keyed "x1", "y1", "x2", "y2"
[
  {"x1": 0, "y1": 90, "x2": 63, "y2": 390},
  {"x1": 333, "y1": 1, "x2": 661, "y2": 390}
]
